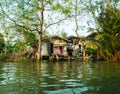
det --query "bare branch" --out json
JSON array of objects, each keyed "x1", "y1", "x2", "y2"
[
  {"x1": 15, "y1": 24, "x2": 38, "y2": 32},
  {"x1": 43, "y1": 17, "x2": 69, "y2": 32}
]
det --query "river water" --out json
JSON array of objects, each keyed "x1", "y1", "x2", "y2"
[{"x1": 0, "y1": 60, "x2": 120, "y2": 94}]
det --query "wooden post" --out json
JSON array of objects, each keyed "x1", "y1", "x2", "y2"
[{"x1": 82, "y1": 41, "x2": 86, "y2": 61}]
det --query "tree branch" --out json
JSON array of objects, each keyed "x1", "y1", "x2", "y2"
[
  {"x1": 43, "y1": 17, "x2": 68, "y2": 32},
  {"x1": 0, "y1": 4, "x2": 38, "y2": 32}
]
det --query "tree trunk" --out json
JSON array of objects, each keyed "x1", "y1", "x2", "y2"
[
  {"x1": 37, "y1": 1, "x2": 44, "y2": 60},
  {"x1": 75, "y1": 0, "x2": 79, "y2": 37},
  {"x1": 37, "y1": 33, "x2": 42, "y2": 60}
]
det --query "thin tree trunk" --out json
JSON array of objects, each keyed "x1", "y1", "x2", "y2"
[
  {"x1": 74, "y1": 0, "x2": 86, "y2": 60},
  {"x1": 37, "y1": 33, "x2": 42, "y2": 60},
  {"x1": 75, "y1": 0, "x2": 79, "y2": 37},
  {"x1": 37, "y1": 1, "x2": 44, "y2": 60}
]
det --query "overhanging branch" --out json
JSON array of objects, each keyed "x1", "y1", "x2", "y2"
[
  {"x1": 43, "y1": 17, "x2": 68, "y2": 32},
  {"x1": 0, "y1": 4, "x2": 38, "y2": 32}
]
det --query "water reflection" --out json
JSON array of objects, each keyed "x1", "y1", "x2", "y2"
[{"x1": 0, "y1": 60, "x2": 120, "y2": 94}]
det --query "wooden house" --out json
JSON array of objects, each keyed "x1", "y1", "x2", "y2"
[
  {"x1": 41, "y1": 36, "x2": 68, "y2": 60},
  {"x1": 41, "y1": 39, "x2": 53, "y2": 59},
  {"x1": 48, "y1": 36, "x2": 68, "y2": 56},
  {"x1": 66, "y1": 36, "x2": 80, "y2": 45},
  {"x1": 41, "y1": 36, "x2": 87, "y2": 60}
]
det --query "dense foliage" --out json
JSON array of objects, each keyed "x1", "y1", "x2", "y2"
[
  {"x1": 0, "y1": 33, "x2": 5, "y2": 53},
  {"x1": 97, "y1": 5, "x2": 120, "y2": 61}
]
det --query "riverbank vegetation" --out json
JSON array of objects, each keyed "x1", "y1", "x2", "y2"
[{"x1": 0, "y1": 0, "x2": 120, "y2": 61}]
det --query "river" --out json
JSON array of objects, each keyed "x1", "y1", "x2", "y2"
[{"x1": 0, "y1": 60, "x2": 120, "y2": 94}]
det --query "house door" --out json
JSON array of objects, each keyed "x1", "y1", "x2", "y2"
[{"x1": 50, "y1": 43, "x2": 53, "y2": 55}]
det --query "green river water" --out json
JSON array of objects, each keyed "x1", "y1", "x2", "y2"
[{"x1": 0, "y1": 60, "x2": 120, "y2": 94}]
